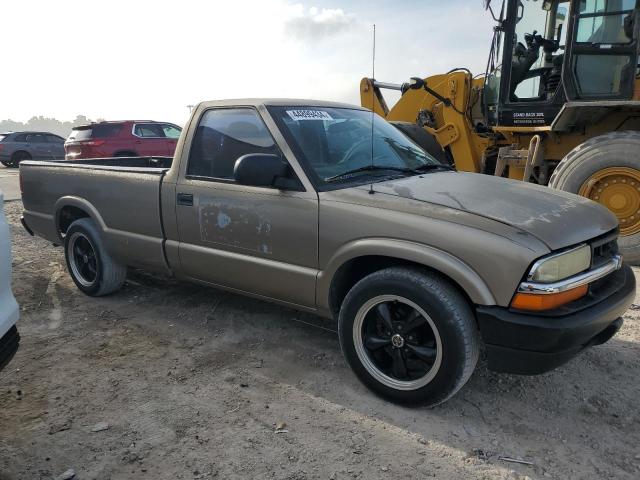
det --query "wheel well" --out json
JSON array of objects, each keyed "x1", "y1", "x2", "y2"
[
  {"x1": 11, "y1": 150, "x2": 30, "y2": 160},
  {"x1": 58, "y1": 206, "x2": 90, "y2": 234},
  {"x1": 328, "y1": 255, "x2": 474, "y2": 319}
]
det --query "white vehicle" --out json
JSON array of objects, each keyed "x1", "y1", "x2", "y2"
[{"x1": 0, "y1": 189, "x2": 19, "y2": 371}]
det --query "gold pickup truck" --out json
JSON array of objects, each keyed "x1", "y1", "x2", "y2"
[{"x1": 19, "y1": 99, "x2": 636, "y2": 406}]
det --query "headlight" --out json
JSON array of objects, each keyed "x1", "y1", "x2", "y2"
[{"x1": 528, "y1": 244, "x2": 591, "y2": 283}]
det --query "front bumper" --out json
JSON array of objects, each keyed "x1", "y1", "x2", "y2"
[
  {"x1": 476, "y1": 264, "x2": 636, "y2": 375},
  {"x1": 0, "y1": 326, "x2": 20, "y2": 372}
]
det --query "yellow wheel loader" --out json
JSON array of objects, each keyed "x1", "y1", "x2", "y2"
[{"x1": 361, "y1": 0, "x2": 640, "y2": 262}]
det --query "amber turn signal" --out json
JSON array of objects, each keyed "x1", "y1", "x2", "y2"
[{"x1": 511, "y1": 284, "x2": 588, "y2": 311}]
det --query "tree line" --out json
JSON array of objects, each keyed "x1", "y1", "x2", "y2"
[{"x1": 0, "y1": 115, "x2": 103, "y2": 138}]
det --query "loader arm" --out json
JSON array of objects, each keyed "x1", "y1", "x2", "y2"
[{"x1": 360, "y1": 72, "x2": 491, "y2": 174}]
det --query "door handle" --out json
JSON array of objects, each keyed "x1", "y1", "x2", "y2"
[{"x1": 177, "y1": 193, "x2": 193, "y2": 206}]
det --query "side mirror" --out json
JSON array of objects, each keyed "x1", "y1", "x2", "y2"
[{"x1": 234, "y1": 153, "x2": 289, "y2": 188}]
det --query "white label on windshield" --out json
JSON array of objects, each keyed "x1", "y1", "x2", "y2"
[{"x1": 286, "y1": 109, "x2": 333, "y2": 121}]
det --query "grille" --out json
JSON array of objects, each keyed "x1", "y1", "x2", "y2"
[{"x1": 590, "y1": 231, "x2": 619, "y2": 269}]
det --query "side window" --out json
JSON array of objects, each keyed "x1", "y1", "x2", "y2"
[
  {"x1": 13, "y1": 134, "x2": 28, "y2": 142},
  {"x1": 577, "y1": 0, "x2": 635, "y2": 44},
  {"x1": 571, "y1": 0, "x2": 637, "y2": 97},
  {"x1": 46, "y1": 134, "x2": 63, "y2": 143},
  {"x1": 187, "y1": 108, "x2": 280, "y2": 180},
  {"x1": 162, "y1": 124, "x2": 182, "y2": 139},
  {"x1": 134, "y1": 124, "x2": 165, "y2": 138},
  {"x1": 574, "y1": 54, "x2": 631, "y2": 95},
  {"x1": 26, "y1": 134, "x2": 46, "y2": 143}
]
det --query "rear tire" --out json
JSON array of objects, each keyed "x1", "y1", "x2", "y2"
[
  {"x1": 338, "y1": 267, "x2": 479, "y2": 406},
  {"x1": 64, "y1": 218, "x2": 126, "y2": 296},
  {"x1": 549, "y1": 131, "x2": 640, "y2": 264},
  {"x1": 10, "y1": 151, "x2": 31, "y2": 168}
]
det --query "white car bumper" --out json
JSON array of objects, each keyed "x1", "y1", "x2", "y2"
[{"x1": 0, "y1": 190, "x2": 19, "y2": 370}]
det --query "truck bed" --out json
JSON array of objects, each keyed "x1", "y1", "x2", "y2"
[
  {"x1": 20, "y1": 156, "x2": 174, "y2": 274},
  {"x1": 39, "y1": 155, "x2": 173, "y2": 170}
]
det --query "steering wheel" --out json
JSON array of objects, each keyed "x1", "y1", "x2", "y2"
[{"x1": 524, "y1": 30, "x2": 559, "y2": 53}]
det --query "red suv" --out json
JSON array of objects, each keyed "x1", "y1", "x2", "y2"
[{"x1": 64, "y1": 121, "x2": 182, "y2": 159}]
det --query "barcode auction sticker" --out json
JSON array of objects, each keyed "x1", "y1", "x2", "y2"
[{"x1": 286, "y1": 110, "x2": 333, "y2": 121}]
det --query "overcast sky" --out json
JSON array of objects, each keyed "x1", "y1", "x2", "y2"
[{"x1": 0, "y1": 0, "x2": 496, "y2": 125}]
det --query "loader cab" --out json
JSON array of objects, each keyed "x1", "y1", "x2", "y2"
[{"x1": 483, "y1": 0, "x2": 639, "y2": 127}]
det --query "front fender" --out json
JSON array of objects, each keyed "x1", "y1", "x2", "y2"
[{"x1": 316, "y1": 238, "x2": 496, "y2": 316}]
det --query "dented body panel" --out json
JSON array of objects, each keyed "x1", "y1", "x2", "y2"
[
  {"x1": 175, "y1": 179, "x2": 319, "y2": 307},
  {"x1": 19, "y1": 99, "x2": 620, "y2": 319}
]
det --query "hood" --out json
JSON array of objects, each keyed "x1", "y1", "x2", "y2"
[{"x1": 357, "y1": 172, "x2": 618, "y2": 250}]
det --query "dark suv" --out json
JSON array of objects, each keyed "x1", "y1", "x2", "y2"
[
  {"x1": 0, "y1": 132, "x2": 66, "y2": 167},
  {"x1": 64, "y1": 120, "x2": 182, "y2": 160}
]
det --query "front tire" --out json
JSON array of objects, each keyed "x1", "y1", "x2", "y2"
[
  {"x1": 549, "y1": 131, "x2": 640, "y2": 264},
  {"x1": 64, "y1": 218, "x2": 126, "y2": 296},
  {"x1": 338, "y1": 267, "x2": 479, "y2": 406}
]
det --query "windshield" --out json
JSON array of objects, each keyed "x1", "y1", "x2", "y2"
[{"x1": 268, "y1": 106, "x2": 443, "y2": 188}]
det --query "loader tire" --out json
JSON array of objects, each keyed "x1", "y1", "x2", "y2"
[
  {"x1": 64, "y1": 218, "x2": 127, "y2": 296},
  {"x1": 549, "y1": 131, "x2": 640, "y2": 264}
]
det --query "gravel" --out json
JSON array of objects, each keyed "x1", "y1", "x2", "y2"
[{"x1": 1, "y1": 200, "x2": 639, "y2": 480}]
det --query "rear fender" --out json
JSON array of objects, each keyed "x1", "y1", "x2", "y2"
[{"x1": 54, "y1": 196, "x2": 108, "y2": 241}]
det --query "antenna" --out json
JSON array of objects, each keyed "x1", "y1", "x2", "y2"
[{"x1": 369, "y1": 24, "x2": 376, "y2": 195}]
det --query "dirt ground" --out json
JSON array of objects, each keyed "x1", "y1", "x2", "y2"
[{"x1": 0, "y1": 199, "x2": 639, "y2": 480}]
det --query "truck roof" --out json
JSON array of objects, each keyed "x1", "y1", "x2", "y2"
[
  {"x1": 197, "y1": 98, "x2": 368, "y2": 110},
  {"x1": 71, "y1": 120, "x2": 162, "y2": 130},
  {"x1": 1, "y1": 131, "x2": 58, "y2": 135}
]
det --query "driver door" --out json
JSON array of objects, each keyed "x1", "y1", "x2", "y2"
[{"x1": 175, "y1": 107, "x2": 319, "y2": 308}]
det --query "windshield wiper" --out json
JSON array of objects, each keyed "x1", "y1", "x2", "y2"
[
  {"x1": 324, "y1": 165, "x2": 414, "y2": 182},
  {"x1": 414, "y1": 163, "x2": 456, "y2": 172},
  {"x1": 325, "y1": 163, "x2": 455, "y2": 183}
]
